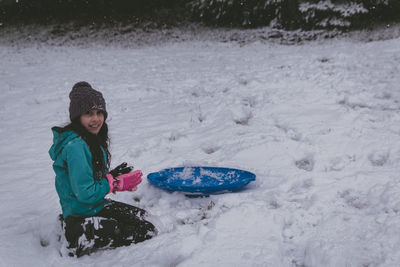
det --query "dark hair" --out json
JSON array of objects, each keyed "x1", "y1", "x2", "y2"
[{"x1": 62, "y1": 116, "x2": 111, "y2": 180}]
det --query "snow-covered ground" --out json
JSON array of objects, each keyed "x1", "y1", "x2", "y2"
[{"x1": 1, "y1": 28, "x2": 400, "y2": 266}]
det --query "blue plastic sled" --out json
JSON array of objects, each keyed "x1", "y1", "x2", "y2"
[{"x1": 147, "y1": 166, "x2": 256, "y2": 194}]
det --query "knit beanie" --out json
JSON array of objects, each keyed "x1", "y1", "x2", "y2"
[{"x1": 69, "y1": 81, "x2": 107, "y2": 121}]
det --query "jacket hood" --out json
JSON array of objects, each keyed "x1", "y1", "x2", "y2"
[{"x1": 49, "y1": 127, "x2": 79, "y2": 161}]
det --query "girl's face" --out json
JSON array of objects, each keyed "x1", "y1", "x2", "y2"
[{"x1": 80, "y1": 109, "x2": 104, "y2": 135}]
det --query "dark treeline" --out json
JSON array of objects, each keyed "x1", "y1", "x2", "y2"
[
  {"x1": 0, "y1": 0, "x2": 188, "y2": 24},
  {"x1": 1, "y1": 0, "x2": 399, "y2": 30},
  {"x1": 189, "y1": 0, "x2": 400, "y2": 30}
]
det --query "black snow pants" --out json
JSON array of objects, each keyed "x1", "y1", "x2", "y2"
[{"x1": 62, "y1": 200, "x2": 156, "y2": 257}]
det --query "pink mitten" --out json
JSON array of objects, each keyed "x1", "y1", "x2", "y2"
[{"x1": 105, "y1": 170, "x2": 143, "y2": 193}]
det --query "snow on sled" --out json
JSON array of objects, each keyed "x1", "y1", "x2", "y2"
[{"x1": 147, "y1": 166, "x2": 256, "y2": 194}]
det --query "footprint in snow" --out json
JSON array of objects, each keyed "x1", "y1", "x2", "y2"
[
  {"x1": 40, "y1": 238, "x2": 50, "y2": 247},
  {"x1": 202, "y1": 145, "x2": 220, "y2": 154},
  {"x1": 241, "y1": 96, "x2": 257, "y2": 108},
  {"x1": 339, "y1": 189, "x2": 368, "y2": 209},
  {"x1": 274, "y1": 123, "x2": 302, "y2": 141},
  {"x1": 326, "y1": 155, "x2": 355, "y2": 172},
  {"x1": 295, "y1": 156, "x2": 315, "y2": 172},
  {"x1": 233, "y1": 110, "x2": 253, "y2": 126},
  {"x1": 169, "y1": 131, "x2": 185, "y2": 142},
  {"x1": 374, "y1": 91, "x2": 392, "y2": 100},
  {"x1": 368, "y1": 151, "x2": 389, "y2": 166}
]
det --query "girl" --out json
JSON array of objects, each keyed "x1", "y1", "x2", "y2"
[{"x1": 49, "y1": 81, "x2": 156, "y2": 257}]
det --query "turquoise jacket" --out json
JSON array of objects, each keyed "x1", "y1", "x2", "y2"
[{"x1": 49, "y1": 127, "x2": 110, "y2": 219}]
